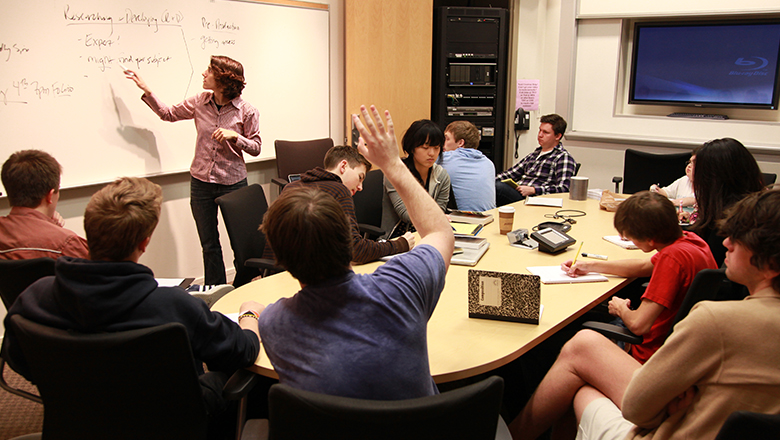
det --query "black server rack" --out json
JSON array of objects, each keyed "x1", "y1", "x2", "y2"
[{"x1": 432, "y1": 7, "x2": 509, "y2": 172}]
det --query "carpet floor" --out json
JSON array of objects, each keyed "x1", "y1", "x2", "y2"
[{"x1": 0, "y1": 367, "x2": 42, "y2": 440}]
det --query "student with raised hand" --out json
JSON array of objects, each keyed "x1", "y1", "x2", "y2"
[
  {"x1": 440, "y1": 120, "x2": 496, "y2": 212},
  {"x1": 261, "y1": 145, "x2": 414, "y2": 264},
  {"x1": 562, "y1": 191, "x2": 716, "y2": 364},
  {"x1": 0, "y1": 150, "x2": 89, "y2": 260},
  {"x1": 125, "y1": 55, "x2": 262, "y2": 285},
  {"x1": 380, "y1": 119, "x2": 451, "y2": 238},
  {"x1": 510, "y1": 189, "x2": 780, "y2": 440},
  {"x1": 254, "y1": 106, "x2": 454, "y2": 400}
]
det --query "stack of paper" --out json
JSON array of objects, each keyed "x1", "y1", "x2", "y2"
[
  {"x1": 525, "y1": 197, "x2": 563, "y2": 207},
  {"x1": 603, "y1": 235, "x2": 638, "y2": 249},
  {"x1": 454, "y1": 236, "x2": 488, "y2": 250},
  {"x1": 526, "y1": 266, "x2": 608, "y2": 284},
  {"x1": 587, "y1": 188, "x2": 603, "y2": 200},
  {"x1": 448, "y1": 210, "x2": 494, "y2": 225}
]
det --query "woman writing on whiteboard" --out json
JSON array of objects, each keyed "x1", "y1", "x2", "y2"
[{"x1": 125, "y1": 55, "x2": 262, "y2": 285}]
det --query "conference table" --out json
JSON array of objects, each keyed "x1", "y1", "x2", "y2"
[{"x1": 212, "y1": 195, "x2": 643, "y2": 383}]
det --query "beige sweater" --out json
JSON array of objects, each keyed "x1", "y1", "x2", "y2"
[{"x1": 622, "y1": 289, "x2": 780, "y2": 440}]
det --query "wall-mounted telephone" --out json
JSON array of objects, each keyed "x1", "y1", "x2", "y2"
[{"x1": 514, "y1": 108, "x2": 530, "y2": 131}]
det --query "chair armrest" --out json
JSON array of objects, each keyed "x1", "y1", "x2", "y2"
[
  {"x1": 358, "y1": 224, "x2": 385, "y2": 240},
  {"x1": 271, "y1": 178, "x2": 288, "y2": 189},
  {"x1": 245, "y1": 258, "x2": 283, "y2": 277},
  {"x1": 582, "y1": 321, "x2": 643, "y2": 345},
  {"x1": 611, "y1": 176, "x2": 623, "y2": 193},
  {"x1": 223, "y1": 368, "x2": 261, "y2": 401}
]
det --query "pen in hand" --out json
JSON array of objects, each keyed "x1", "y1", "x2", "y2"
[{"x1": 566, "y1": 242, "x2": 585, "y2": 277}]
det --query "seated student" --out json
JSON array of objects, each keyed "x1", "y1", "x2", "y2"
[
  {"x1": 255, "y1": 106, "x2": 454, "y2": 400},
  {"x1": 495, "y1": 114, "x2": 577, "y2": 206},
  {"x1": 562, "y1": 191, "x2": 717, "y2": 364},
  {"x1": 0, "y1": 150, "x2": 89, "y2": 260},
  {"x1": 650, "y1": 154, "x2": 695, "y2": 207},
  {"x1": 509, "y1": 189, "x2": 780, "y2": 440},
  {"x1": 2, "y1": 177, "x2": 261, "y2": 424},
  {"x1": 439, "y1": 120, "x2": 496, "y2": 212},
  {"x1": 262, "y1": 145, "x2": 413, "y2": 263},
  {"x1": 380, "y1": 119, "x2": 451, "y2": 238},
  {"x1": 685, "y1": 138, "x2": 764, "y2": 267}
]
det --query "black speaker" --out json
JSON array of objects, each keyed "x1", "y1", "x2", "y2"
[{"x1": 432, "y1": 7, "x2": 509, "y2": 172}]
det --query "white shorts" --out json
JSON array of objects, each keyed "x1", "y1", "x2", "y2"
[{"x1": 575, "y1": 397, "x2": 634, "y2": 440}]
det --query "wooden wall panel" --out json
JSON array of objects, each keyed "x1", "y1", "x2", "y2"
[{"x1": 345, "y1": 0, "x2": 433, "y2": 148}]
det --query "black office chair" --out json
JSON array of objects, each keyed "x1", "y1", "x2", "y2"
[
  {"x1": 582, "y1": 268, "x2": 744, "y2": 345},
  {"x1": 7, "y1": 317, "x2": 212, "y2": 439},
  {"x1": 762, "y1": 172, "x2": 777, "y2": 186},
  {"x1": 240, "y1": 376, "x2": 506, "y2": 440},
  {"x1": 715, "y1": 410, "x2": 780, "y2": 439},
  {"x1": 611, "y1": 149, "x2": 690, "y2": 194},
  {"x1": 352, "y1": 169, "x2": 386, "y2": 240},
  {"x1": 0, "y1": 258, "x2": 56, "y2": 310},
  {"x1": 215, "y1": 184, "x2": 280, "y2": 287},
  {"x1": 0, "y1": 258, "x2": 55, "y2": 404},
  {"x1": 272, "y1": 138, "x2": 334, "y2": 193}
]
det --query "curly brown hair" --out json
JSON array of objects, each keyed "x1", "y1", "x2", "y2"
[{"x1": 210, "y1": 55, "x2": 246, "y2": 101}]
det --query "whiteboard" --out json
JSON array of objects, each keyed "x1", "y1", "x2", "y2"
[{"x1": 0, "y1": 0, "x2": 330, "y2": 189}]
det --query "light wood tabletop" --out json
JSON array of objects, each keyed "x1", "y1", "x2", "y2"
[{"x1": 213, "y1": 195, "x2": 646, "y2": 383}]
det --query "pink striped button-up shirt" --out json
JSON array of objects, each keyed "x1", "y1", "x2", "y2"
[{"x1": 142, "y1": 91, "x2": 262, "y2": 185}]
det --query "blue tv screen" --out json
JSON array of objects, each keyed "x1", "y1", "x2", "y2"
[{"x1": 629, "y1": 20, "x2": 780, "y2": 110}]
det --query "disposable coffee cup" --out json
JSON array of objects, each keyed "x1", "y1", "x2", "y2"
[
  {"x1": 569, "y1": 176, "x2": 589, "y2": 201},
  {"x1": 498, "y1": 206, "x2": 515, "y2": 235}
]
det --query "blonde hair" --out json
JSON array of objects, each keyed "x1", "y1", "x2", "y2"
[{"x1": 445, "y1": 121, "x2": 480, "y2": 149}]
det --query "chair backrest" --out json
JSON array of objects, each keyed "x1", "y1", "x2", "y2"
[
  {"x1": 274, "y1": 138, "x2": 334, "y2": 183},
  {"x1": 266, "y1": 376, "x2": 504, "y2": 440},
  {"x1": 0, "y1": 258, "x2": 56, "y2": 310},
  {"x1": 7, "y1": 316, "x2": 208, "y2": 439},
  {"x1": 622, "y1": 149, "x2": 690, "y2": 194},
  {"x1": 715, "y1": 410, "x2": 780, "y2": 440},
  {"x1": 215, "y1": 184, "x2": 270, "y2": 288},
  {"x1": 352, "y1": 169, "x2": 385, "y2": 231},
  {"x1": 666, "y1": 268, "x2": 747, "y2": 339},
  {"x1": 762, "y1": 172, "x2": 777, "y2": 186}
]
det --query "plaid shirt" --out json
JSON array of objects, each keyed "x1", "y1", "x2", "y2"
[
  {"x1": 495, "y1": 143, "x2": 577, "y2": 195},
  {"x1": 142, "y1": 91, "x2": 262, "y2": 185}
]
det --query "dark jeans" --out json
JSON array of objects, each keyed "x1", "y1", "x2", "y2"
[
  {"x1": 495, "y1": 180, "x2": 525, "y2": 207},
  {"x1": 190, "y1": 176, "x2": 247, "y2": 285}
]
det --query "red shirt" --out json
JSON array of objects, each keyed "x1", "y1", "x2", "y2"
[{"x1": 632, "y1": 231, "x2": 717, "y2": 363}]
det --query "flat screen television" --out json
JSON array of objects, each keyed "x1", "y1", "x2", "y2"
[{"x1": 628, "y1": 20, "x2": 780, "y2": 110}]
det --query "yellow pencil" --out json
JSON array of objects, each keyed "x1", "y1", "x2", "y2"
[{"x1": 572, "y1": 241, "x2": 584, "y2": 265}]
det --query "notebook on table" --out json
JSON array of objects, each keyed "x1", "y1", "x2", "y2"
[
  {"x1": 467, "y1": 270, "x2": 541, "y2": 324},
  {"x1": 526, "y1": 266, "x2": 608, "y2": 284}
]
